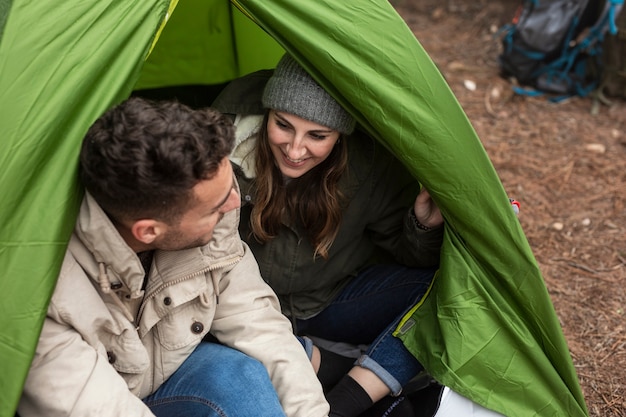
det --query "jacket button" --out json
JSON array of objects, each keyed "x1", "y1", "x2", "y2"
[
  {"x1": 191, "y1": 322, "x2": 204, "y2": 334},
  {"x1": 244, "y1": 194, "x2": 252, "y2": 202},
  {"x1": 107, "y1": 351, "x2": 116, "y2": 364},
  {"x1": 163, "y1": 297, "x2": 172, "y2": 306}
]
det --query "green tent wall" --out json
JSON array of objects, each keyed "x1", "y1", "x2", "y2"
[
  {"x1": 134, "y1": 0, "x2": 284, "y2": 90},
  {"x1": 0, "y1": 1, "x2": 588, "y2": 416}
]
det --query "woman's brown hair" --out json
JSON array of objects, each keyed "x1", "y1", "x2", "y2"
[{"x1": 249, "y1": 112, "x2": 348, "y2": 258}]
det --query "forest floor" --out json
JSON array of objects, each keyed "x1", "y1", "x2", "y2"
[{"x1": 392, "y1": 1, "x2": 626, "y2": 416}]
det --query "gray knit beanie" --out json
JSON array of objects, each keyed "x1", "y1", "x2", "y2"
[{"x1": 262, "y1": 54, "x2": 356, "y2": 135}]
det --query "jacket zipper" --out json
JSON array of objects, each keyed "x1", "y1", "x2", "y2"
[{"x1": 135, "y1": 255, "x2": 242, "y2": 326}]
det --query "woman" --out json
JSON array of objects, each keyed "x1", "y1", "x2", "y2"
[{"x1": 213, "y1": 54, "x2": 444, "y2": 417}]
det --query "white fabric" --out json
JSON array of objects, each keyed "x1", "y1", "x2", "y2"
[
  {"x1": 434, "y1": 387, "x2": 506, "y2": 417},
  {"x1": 231, "y1": 114, "x2": 263, "y2": 178}
]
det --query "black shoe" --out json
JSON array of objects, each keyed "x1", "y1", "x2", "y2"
[{"x1": 407, "y1": 381, "x2": 444, "y2": 417}]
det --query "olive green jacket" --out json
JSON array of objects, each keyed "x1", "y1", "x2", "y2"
[{"x1": 213, "y1": 72, "x2": 443, "y2": 319}]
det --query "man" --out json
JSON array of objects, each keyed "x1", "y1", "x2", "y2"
[{"x1": 18, "y1": 97, "x2": 329, "y2": 417}]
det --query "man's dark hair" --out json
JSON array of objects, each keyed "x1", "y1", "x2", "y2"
[{"x1": 79, "y1": 97, "x2": 235, "y2": 223}]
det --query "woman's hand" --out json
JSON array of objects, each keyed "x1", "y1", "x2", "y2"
[{"x1": 413, "y1": 188, "x2": 443, "y2": 229}]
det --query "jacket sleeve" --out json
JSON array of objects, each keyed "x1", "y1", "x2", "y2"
[
  {"x1": 18, "y1": 256, "x2": 154, "y2": 417},
  {"x1": 209, "y1": 244, "x2": 330, "y2": 417},
  {"x1": 19, "y1": 315, "x2": 153, "y2": 417},
  {"x1": 363, "y1": 140, "x2": 443, "y2": 267}
]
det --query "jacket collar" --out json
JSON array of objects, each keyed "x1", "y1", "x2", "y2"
[
  {"x1": 73, "y1": 192, "x2": 243, "y2": 296},
  {"x1": 73, "y1": 193, "x2": 145, "y2": 296}
]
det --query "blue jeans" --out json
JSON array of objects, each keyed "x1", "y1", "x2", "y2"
[
  {"x1": 296, "y1": 264, "x2": 436, "y2": 396},
  {"x1": 143, "y1": 342, "x2": 286, "y2": 417}
]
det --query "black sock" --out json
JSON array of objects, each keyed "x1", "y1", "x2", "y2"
[
  {"x1": 326, "y1": 375, "x2": 373, "y2": 417},
  {"x1": 317, "y1": 347, "x2": 357, "y2": 392},
  {"x1": 356, "y1": 395, "x2": 415, "y2": 417}
]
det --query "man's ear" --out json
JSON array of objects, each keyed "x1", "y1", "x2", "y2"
[{"x1": 131, "y1": 219, "x2": 163, "y2": 244}]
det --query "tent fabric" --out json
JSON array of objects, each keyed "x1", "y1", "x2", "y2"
[
  {"x1": 133, "y1": 0, "x2": 284, "y2": 90},
  {"x1": 0, "y1": 0, "x2": 11, "y2": 40},
  {"x1": 0, "y1": 1, "x2": 171, "y2": 414},
  {"x1": 0, "y1": 1, "x2": 587, "y2": 417}
]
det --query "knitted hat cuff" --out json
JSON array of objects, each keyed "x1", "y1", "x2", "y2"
[{"x1": 262, "y1": 55, "x2": 356, "y2": 134}]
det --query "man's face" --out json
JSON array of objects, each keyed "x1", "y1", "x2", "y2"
[{"x1": 156, "y1": 157, "x2": 240, "y2": 251}]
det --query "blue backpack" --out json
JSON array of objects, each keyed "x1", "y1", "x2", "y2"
[{"x1": 499, "y1": 0, "x2": 624, "y2": 100}]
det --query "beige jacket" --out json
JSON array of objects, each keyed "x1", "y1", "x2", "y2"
[{"x1": 18, "y1": 192, "x2": 329, "y2": 417}]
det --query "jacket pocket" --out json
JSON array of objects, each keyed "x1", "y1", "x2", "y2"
[
  {"x1": 98, "y1": 328, "x2": 150, "y2": 394},
  {"x1": 155, "y1": 297, "x2": 215, "y2": 351},
  {"x1": 153, "y1": 297, "x2": 216, "y2": 386}
]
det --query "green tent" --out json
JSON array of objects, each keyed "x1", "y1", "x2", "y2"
[{"x1": 0, "y1": 1, "x2": 588, "y2": 416}]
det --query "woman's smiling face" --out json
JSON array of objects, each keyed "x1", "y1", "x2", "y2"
[{"x1": 266, "y1": 110, "x2": 340, "y2": 179}]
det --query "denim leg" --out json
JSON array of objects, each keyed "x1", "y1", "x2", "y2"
[
  {"x1": 143, "y1": 342, "x2": 286, "y2": 417},
  {"x1": 297, "y1": 335, "x2": 315, "y2": 360},
  {"x1": 357, "y1": 318, "x2": 424, "y2": 395},
  {"x1": 297, "y1": 264, "x2": 436, "y2": 395}
]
